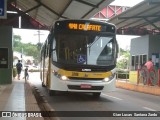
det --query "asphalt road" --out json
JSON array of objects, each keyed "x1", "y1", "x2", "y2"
[{"x1": 28, "y1": 72, "x2": 160, "y2": 120}]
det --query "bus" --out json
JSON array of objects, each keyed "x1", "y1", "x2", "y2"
[{"x1": 40, "y1": 19, "x2": 118, "y2": 97}]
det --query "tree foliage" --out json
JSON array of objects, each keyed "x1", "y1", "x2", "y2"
[
  {"x1": 13, "y1": 35, "x2": 41, "y2": 64},
  {"x1": 13, "y1": 35, "x2": 22, "y2": 48},
  {"x1": 117, "y1": 48, "x2": 130, "y2": 69}
]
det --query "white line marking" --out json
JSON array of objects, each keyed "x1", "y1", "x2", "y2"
[
  {"x1": 102, "y1": 93, "x2": 123, "y2": 100},
  {"x1": 143, "y1": 107, "x2": 156, "y2": 111}
]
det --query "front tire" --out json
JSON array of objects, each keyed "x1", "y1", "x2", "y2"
[{"x1": 48, "y1": 90, "x2": 56, "y2": 96}]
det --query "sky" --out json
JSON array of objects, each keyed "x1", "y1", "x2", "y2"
[
  {"x1": 111, "y1": 0, "x2": 144, "y2": 7},
  {"x1": 13, "y1": 28, "x2": 49, "y2": 44},
  {"x1": 116, "y1": 35, "x2": 139, "y2": 50},
  {"x1": 13, "y1": 0, "x2": 144, "y2": 50}
]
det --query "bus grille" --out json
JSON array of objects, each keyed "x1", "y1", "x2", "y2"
[
  {"x1": 67, "y1": 85, "x2": 104, "y2": 90},
  {"x1": 68, "y1": 77, "x2": 103, "y2": 81}
]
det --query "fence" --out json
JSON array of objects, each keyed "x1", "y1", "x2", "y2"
[
  {"x1": 116, "y1": 69, "x2": 129, "y2": 82},
  {"x1": 137, "y1": 66, "x2": 160, "y2": 87}
]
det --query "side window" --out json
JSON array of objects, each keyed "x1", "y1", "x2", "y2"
[
  {"x1": 131, "y1": 54, "x2": 147, "y2": 70},
  {"x1": 45, "y1": 40, "x2": 49, "y2": 58},
  {"x1": 131, "y1": 56, "x2": 135, "y2": 67},
  {"x1": 52, "y1": 38, "x2": 57, "y2": 61},
  {"x1": 107, "y1": 42, "x2": 112, "y2": 55},
  {"x1": 135, "y1": 55, "x2": 139, "y2": 70},
  {"x1": 40, "y1": 46, "x2": 45, "y2": 60},
  {"x1": 45, "y1": 44, "x2": 47, "y2": 58},
  {"x1": 52, "y1": 37, "x2": 56, "y2": 50},
  {"x1": 44, "y1": 44, "x2": 46, "y2": 58},
  {"x1": 142, "y1": 55, "x2": 147, "y2": 65},
  {"x1": 100, "y1": 39, "x2": 113, "y2": 56}
]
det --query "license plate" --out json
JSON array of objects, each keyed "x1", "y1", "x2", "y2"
[{"x1": 80, "y1": 84, "x2": 92, "y2": 88}]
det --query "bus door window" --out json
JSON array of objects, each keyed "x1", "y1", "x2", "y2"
[
  {"x1": 58, "y1": 35, "x2": 68, "y2": 61},
  {"x1": 59, "y1": 42, "x2": 65, "y2": 60},
  {"x1": 52, "y1": 38, "x2": 57, "y2": 62},
  {"x1": 64, "y1": 45, "x2": 70, "y2": 60}
]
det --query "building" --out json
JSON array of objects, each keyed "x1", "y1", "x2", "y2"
[{"x1": 130, "y1": 35, "x2": 160, "y2": 70}]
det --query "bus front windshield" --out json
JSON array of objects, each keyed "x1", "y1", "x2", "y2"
[{"x1": 55, "y1": 33, "x2": 116, "y2": 66}]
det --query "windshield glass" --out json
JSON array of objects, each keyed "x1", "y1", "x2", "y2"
[{"x1": 54, "y1": 33, "x2": 115, "y2": 66}]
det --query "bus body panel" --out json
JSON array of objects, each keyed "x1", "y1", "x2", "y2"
[
  {"x1": 48, "y1": 65, "x2": 116, "y2": 93},
  {"x1": 48, "y1": 75, "x2": 116, "y2": 93}
]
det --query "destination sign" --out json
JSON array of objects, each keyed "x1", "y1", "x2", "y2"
[
  {"x1": 55, "y1": 20, "x2": 116, "y2": 33},
  {"x1": 68, "y1": 23, "x2": 102, "y2": 31}
]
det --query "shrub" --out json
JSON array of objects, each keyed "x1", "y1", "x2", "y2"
[{"x1": 13, "y1": 67, "x2": 17, "y2": 78}]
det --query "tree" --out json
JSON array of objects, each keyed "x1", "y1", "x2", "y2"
[
  {"x1": 117, "y1": 48, "x2": 130, "y2": 69},
  {"x1": 13, "y1": 35, "x2": 22, "y2": 48},
  {"x1": 13, "y1": 35, "x2": 41, "y2": 64}
]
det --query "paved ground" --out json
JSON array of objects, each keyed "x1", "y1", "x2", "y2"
[
  {"x1": 0, "y1": 78, "x2": 44, "y2": 120},
  {"x1": 0, "y1": 72, "x2": 160, "y2": 120}
]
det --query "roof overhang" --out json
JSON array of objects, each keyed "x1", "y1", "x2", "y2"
[
  {"x1": 108, "y1": 0, "x2": 160, "y2": 35},
  {"x1": 7, "y1": 0, "x2": 114, "y2": 29}
]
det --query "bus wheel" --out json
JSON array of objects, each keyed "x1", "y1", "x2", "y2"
[
  {"x1": 42, "y1": 82, "x2": 45, "y2": 87},
  {"x1": 92, "y1": 92, "x2": 101, "y2": 97},
  {"x1": 48, "y1": 90, "x2": 56, "y2": 96}
]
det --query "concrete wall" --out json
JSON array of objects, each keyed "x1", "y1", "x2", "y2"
[
  {"x1": 130, "y1": 35, "x2": 149, "y2": 55},
  {"x1": 0, "y1": 26, "x2": 13, "y2": 84},
  {"x1": 149, "y1": 35, "x2": 160, "y2": 58},
  {"x1": 130, "y1": 35, "x2": 160, "y2": 61},
  {"x1": 130, "y1": 35, "x2": 149, "y2": 70}
]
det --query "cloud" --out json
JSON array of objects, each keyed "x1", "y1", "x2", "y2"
[
  {"x1": 13, "y1": 28, "x2": 49, "y2": 44},
  {"x1": 116, "y1": 35, "x2": 139, "y2": 50},
  {"x1": 111, "y1": 0, "x2": 144, "y2": 7}
]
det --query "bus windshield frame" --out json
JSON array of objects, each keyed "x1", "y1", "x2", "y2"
[{"x1": 51, "y1": 20, "x2": 117, "y2": 67}]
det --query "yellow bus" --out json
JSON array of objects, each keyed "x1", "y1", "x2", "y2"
[{"x1": 40, "y1": 19, "x2": 118, "y2": 97}]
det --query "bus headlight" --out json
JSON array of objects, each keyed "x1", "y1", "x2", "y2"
[
  {"x1": 103, "y1": 73, "x2": 115, "y2": 82},
  {"x1": 53, "y1": 71, "x2": 69, "y2": 80},
  {"x1": 60, "y1": 75, "x2": 69, "y2": 81}
]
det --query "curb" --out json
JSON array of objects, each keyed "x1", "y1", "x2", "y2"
[
  {"x1": 28, "y1": 81, "x2": 60, "y2": 120},
  {"x1": 116, "y1": 81, "x2": 160, "y2": 96}
]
